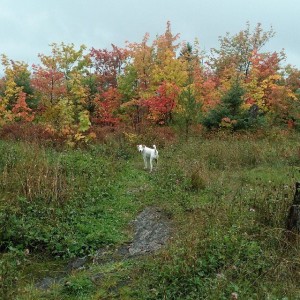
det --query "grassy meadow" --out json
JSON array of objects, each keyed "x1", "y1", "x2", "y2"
[{"x1": 1, "y1": 128, "x2": 300, "y2": 299}]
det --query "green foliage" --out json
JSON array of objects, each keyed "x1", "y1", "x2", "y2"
[
  {"x1": 202, "y1": 80, "x2": 263, "y2": 131},
  {"x1": 118, "y1": 64, "x2": 138, "y2": 102},
  {"x1": 0, "y1": 248, "x2": 26, "y2": 300},
  {"x1": 0, "y1": 141, "x2": 140, "y2": 258},
  {"x1": 78, "y1": 110, "x2": 91, "y2": 132},
  {"x1": 145, "y1": 227, "x2": 268, "y2": 299},
  {"x1": 176, "y1": 85, "x2": 202, "y2": 139},
  {"x1": 2, "y1": 131, "x2": 300, "y2": 299},
  {"x1": 62, "y1": 274, "x2": 95, "y2": 298}
]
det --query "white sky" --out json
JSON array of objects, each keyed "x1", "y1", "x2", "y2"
[{"x1": 0, "y1": 0, "x2": 299, "y2": 68}]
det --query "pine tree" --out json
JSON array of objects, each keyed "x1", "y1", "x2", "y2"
[{"x1": 202, "y1": 80, "x2": 246, "y2": 130}]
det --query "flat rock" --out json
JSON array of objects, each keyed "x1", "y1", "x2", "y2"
[
  {"x1": 64, "y1": 256, "x2": 88, "y2": 272},
  {"x1": 35, "y1": 276, "x2": 63, "y2": 290},
  {"x1": 128, "y1": 207, "x2": 171, "y2": 256}
]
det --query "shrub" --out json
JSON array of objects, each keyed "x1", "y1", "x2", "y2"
[
  {"x1": 136, "y1": 125, "x2": 177, "y2": 149},
  {"x1": 62, "y1": 275, "x2": 95, "y2": 297},
  {"x1": 190, "y1": 170, "x2": 207, "y2": 191},
  {"x1": 0, "y1": 248, "x2": 26, "y2": 300},
  {"x1": 0, "y1": 122, "x2": 62, "y2": 146}
]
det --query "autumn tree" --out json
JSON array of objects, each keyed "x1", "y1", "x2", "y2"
[
  {"x1": 143, "y1": 22, "x2": 188, "y2": 124},
  {"x1": 116, "y1": 35, "x2": 154, "y2": 128},
  {"x1": 118, "y1": 64, "x2": 138, "y2": 103},
  {"x1": 280, "y1": 65, "x2": 300, "y2": 128},
  {"x1": 0, "y1": 55, "x2": 33, "y2": 109},
  {"x1": 31, "y1": 58, "x2": 66, "y2": 107},
  {"x1": 283, "y1": 65, "x2": 300, "y2": 94},
  {"x1": 90, "y1": 45, "x2": 128, "y2": 91},
  {"x1": 121, "y1": 21, "x2": 183, "y2": 98},
  {"x1": 0, "y1": 55, "x2": 35, "y2": 126},
  {"x1": 210, "y1": 22, "x2": 275, "y2": 79},
  {"x1": 88, "y1": 45, "x2": 128, "y2": 126},
  {"x1": 150, "y1": 21, "x2": 187, "y2": 90},
  {"x1": 125, "y1": 33, "x2": 155, "y2": 98},
  {"x1": 0, "y1": 96, "x2": 12, "y2": 126},
  {"x1": 241, "y1": 49, "x2": 299, "y2": 127},
  {"x1": 32, "y1": 43, "x2": 92, "y2": 142},
  {"x1": 12, "y1": 91, "x2": 34, "y2": 122},
  {"x1": 176, "y1": 41, "x2": 203, "y2": 138},
  {"x1": 207, "y1": 22, "x2": 300, "y2": 129},
  {"x1": 92, "y1": 87, "x2": 122, "y2": 126}
]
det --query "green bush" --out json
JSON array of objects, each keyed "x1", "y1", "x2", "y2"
[
  {"x1": 0, "y1": 248, "x2": 26, "y2": 300},
  {"x1": 62, "y1": 274, "x2": 95, "y2": 298}
]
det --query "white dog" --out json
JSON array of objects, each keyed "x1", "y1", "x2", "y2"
[{"x1": 137, "y1": 144, "x2": 158, "y2": 172}]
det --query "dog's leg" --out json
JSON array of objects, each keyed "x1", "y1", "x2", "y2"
[
  {"x1": 149, "y1": 158, "x2": 153, "y2": 172},
  {"x1": 143, "y1": 157, "x2": 147, "y2": 169}
]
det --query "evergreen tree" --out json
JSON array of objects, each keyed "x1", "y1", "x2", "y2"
[{"x1": 202, "y1": 80, "x2": 259, "y2": 130}]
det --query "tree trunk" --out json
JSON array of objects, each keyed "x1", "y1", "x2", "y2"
[{"x1": 286, "y1": 182, "x2": 300, "y2": 232}]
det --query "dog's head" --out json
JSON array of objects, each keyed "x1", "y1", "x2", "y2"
[{"x1": 137, "y1": 144, "x2": 145, "y2": 152}]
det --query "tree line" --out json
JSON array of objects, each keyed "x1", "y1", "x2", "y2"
[{"x1": 0, "y1": 21, "x2": 299, "y2": 144}]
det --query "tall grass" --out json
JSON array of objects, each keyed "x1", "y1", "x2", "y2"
[
  {"x1": 1, "y1": 130, "x2": 300, "y2": 299},
  {"x1": 0, "y1": 140, "x2": 139, "y2": 257},
  {"x1": 134, "y1": 132, "x2": 300, "y2": 299},
  {"x1": 1, "y1": 143, "x2": 69, "y2": 205}
]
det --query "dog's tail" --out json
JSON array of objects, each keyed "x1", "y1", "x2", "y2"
[{"x1": 153, "y1": 145, "x2": 158, "y2": 156}]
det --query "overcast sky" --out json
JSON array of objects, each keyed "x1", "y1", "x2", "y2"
[{"x1": 0, "y1": 0, "x2": 299, "y2": 69}]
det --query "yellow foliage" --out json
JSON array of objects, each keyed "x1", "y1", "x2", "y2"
[
  {"x1": 151, "y1": 50, "x2": 188, "y2": 88},
  {"x1": 124, "y1": 132, "x2": 138, "y2": 144}
]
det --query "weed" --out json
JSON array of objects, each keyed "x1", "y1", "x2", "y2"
[{"x1": 2, "y1": 131, "x2": 300, "y2": 299}]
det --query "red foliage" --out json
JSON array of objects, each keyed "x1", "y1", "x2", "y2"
[
  {"x1": 287, "y1": 119, "x2": 295, "y2": 129},
  {"x1": 90, "y1": 45, "x2": 128, "y2": 91},
  {"x1": 249, "y1": 50, "x2": 281, "y2": 81},
  {"x1": 91, "y1": 87, "x2": 121, "y2": 126},
  {"x1": 194, "y1": 68, "x2": 220, "y2": 111},
  {"x1": 144, "y1": 81, "x2": 180, "y2": 124},
  {"x1": 31, "y1": 65, "x2": 66, "y2": 104}
]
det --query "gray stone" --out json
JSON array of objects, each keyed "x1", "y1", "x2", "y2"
[
  {"x1": 35, "y1": 277, "x2": 60, "y2": 290},
  {"x1": 128, "y1": 207, "x2": 170, "y2": 256},
  {"x1": 65, "y1": 256, "x2": 88, "y2": 272}
]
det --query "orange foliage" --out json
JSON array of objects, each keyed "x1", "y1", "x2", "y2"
[
  {"x1": 12, "y1": 91, "x2": 34, "y2": 122},
  {"x1": 1, "y1": 22, "x2": 300, "y2": 142}
]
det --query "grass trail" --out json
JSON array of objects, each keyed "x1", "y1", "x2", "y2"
[{"x1": 3, "y1": 133, "x2": 300, "y2": 299}]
